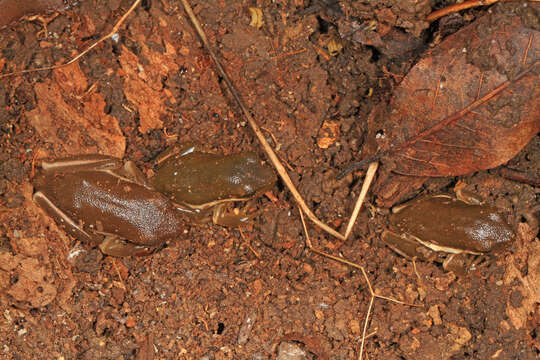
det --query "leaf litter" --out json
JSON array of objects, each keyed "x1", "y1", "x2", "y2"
[{"x1": 350, "y1": 3, "x2": 539, "y2": 178}]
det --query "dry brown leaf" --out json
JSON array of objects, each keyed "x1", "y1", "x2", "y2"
[
  {"x1": 135, "y1": 333, "x2": 154, "y2": 360},
  {"x1": 504, "y1": 222, "x2": 540, "y2": 330},
  {"x1": 119, "y1": 36, "x2": 179, "y2": 134},
  {"x1": 317, "y1": 120, "x2": 340, "y2": 148},
  {"x1": 1, "y1": 254, "x2": 57, "y2": 308},
  {"x1": 377, "y1": 3, "x2": 539, "y2": 177},
  {"x1": 27, "y1": 62, "x2": 126, "y2": 157}
]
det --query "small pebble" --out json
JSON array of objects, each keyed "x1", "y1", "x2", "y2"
[{"x1": 125, "y1": 316, "x2": 136, "y2": 328}]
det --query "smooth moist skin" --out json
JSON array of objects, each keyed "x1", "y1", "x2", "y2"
[
  {"x1": 390, "y1": 194, "x2": 514, "y2": 253},
  {"x1": 381, "y1": 191, "x2": 516, "y2": 274},
  {"x1": 152, "y1": 145, "x2": 276, "y2": 225},
  {"x1": 33, "y1": 155, "x2": 187, "y2": 256}
]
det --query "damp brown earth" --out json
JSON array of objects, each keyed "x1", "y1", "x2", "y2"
[{"x1": 0, "y1": 1, "x2": 538, "y2": 359}]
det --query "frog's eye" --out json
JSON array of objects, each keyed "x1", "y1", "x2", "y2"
[
  {"x1": 243, "y1": 184, "x2": 254, "y2": 195},
  {"x1": 229, "y1": 175, "x2": 241, "y2": 185}
]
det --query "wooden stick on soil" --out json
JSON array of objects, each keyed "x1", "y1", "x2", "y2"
[
  {"x1": 0, "y1": 0, "x2": 142, "y2": 79},
  {"x1": 344, "y1": 161, "x2": 378, "y2": 239},
  {"x1": 180, "y1": 0, "x2": 377, "y2": 242}
]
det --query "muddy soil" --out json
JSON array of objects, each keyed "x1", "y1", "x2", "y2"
[{"x1": 0, "y1": 0, "x2": 538, "y2": 359}]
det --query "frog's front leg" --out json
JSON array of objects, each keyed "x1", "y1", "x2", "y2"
[
  {"x1": 453, "y1": 183, "x2": 484, "y2": 205},
  {"x1": 442, "y1": 253, "x2": 484, "y2": 275},
  {"x1": 154, "y1": 143, "x2": 197, "y2": 166},
  {"x1": 175, "y1": 200, "x2": 262, "y2": 227},
  {"x1": 211, "y1": 201, "x2": 260, "y2": 227}
]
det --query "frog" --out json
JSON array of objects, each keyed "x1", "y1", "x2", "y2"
[
  {"x1": 33, "y1": 154, "x2": 189, "y2": 257},
  {"x1": 381, "y1": 188, "x2": 515, "y2": 274},
  {"x1": 151, "y1": 144, "x2": 276, "y2": 226}
]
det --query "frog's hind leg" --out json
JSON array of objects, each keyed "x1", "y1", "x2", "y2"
[
  {"x1": 106, "y1": 161, "x2": 152, "y2": 189},
  {"x1": 33, "y1": 191, "x2": 94, "y2": 244},
  {"x1": 41, "y1": 154, "x2": 123, "y2": 173},
  {"x1": 99, "y1": 235, "x2": 159, "y2": 257}
]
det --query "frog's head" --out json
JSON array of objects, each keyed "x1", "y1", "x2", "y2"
[{"x1": 227, "y1": 153, "x2": 276, "y2": 198}]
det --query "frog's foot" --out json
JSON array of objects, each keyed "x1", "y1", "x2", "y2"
[
  {"x1": 212, "y1": 201, "x2": 261, "y2": 227},
  {"x1": 25, "y1": 13, "x2": 59, "y2": 38},
  {"x1": 99, "y1": 236, "x2": 159, "y2": 257},
  {"x1": 442, "y1": 253, "x2": 483, "y2": 276}
]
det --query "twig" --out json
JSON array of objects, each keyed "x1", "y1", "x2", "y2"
[
  {"x1": 0, "y1": 0, "x2": 141, "y2": 79},
  {"x1": 180, "y1": 0, "x2": 377, "y2": 241},
  {"x1": 427, "y1": 0, "x2": 499, "y2": 22},
  {"x1": 427, "y1": 0, "x2": 540, "y2": 22},
  {"x1": 344, "y1": 162, "x2": 378, "y2": 239},
  {"x1": 359, "y1": 296, "x2": 375, "y2": 360},
  {"x1": 112, "y1": 259, "x2": 127, "y2": 290},
  {"x1": 498, "y1": 167, "x2": 540, "y2": 186}
]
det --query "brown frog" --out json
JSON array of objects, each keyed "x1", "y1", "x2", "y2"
[
  {"x1": 33, "y1": 155, "x2": 188, "y2": 257},
  {"x1": 151, "y1": 144, "x2": 276, "y2": 226},
  {"x1": 381, "y1": 189, "x2": 515, "y2": 273}
]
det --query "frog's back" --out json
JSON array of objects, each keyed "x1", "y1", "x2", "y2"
[
  {"x1": 36, "y1": 171, "x2": 185, "y2": 247},
  {"x1": 391, "y1": 196, "x2": 514, "y2": 253},
  {"x1": 153, "y1": 152, "x2": 276, "y2": 205}
]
